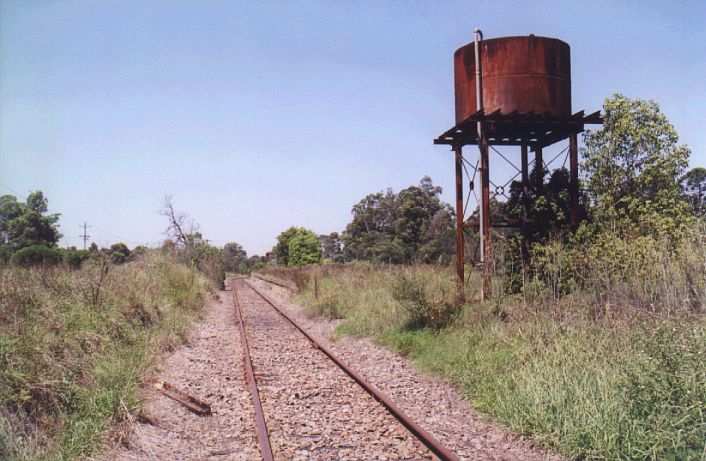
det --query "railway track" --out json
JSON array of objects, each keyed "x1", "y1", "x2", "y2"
[{"x1": 230, "y1": 278, "x2": 460, "y2": 460}]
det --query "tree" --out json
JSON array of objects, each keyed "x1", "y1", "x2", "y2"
[
  {"x1": 681, "y1": 167, "x2": 706, "y2": 216},
  {"x1": 319, "y1": 232, "x2": 344, "y2": 263},
  {"x1": 342, "y1": 177, "x2": 449, "y2": 264},
  {"x1": 246, "y1": 254, "x2": 266, "y2": 269},
  {"x1": 504, "y1": 167, "x2": 585, "y2": 244},
  {"x1": 224, "y1": 242, "x2": 248, "y2": 273},
  {"x1": 288, "y1": 229, "x2": 321, "y2": 267},
  {"x1": 416, "y1": 207, "x2": 456, "y2": 264},
  {"x1": 159, "y1": 195, "x2": 197, "y2": 247},
  {"x1": 0, "y1": 191, "x2": 61, "y2": 251},
  {"x1": 582, "y1": 94, "x2": 692, "y2": 238},
  {"x1": 274, "y1": 226, "x2": 302, "y2": 267},
  {"x1": 395, "y1": 177, "x2": 445, "y2": 261},
  {"x1": 10, "y1": 244, "x2": 63, "y2": 266}
]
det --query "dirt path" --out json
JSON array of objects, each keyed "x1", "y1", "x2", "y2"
[
  {"x1": 251, "y1": 278, "x2": 561, "y2": 461},
  {"x1": 104, "y1": 291, "x2": 260, "y2": 460}
]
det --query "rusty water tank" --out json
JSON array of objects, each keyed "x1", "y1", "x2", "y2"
[{"x1": 454, "y1": 35, "x2": 571, "y2": 124}]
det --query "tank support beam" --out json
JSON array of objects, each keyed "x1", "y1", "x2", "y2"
[
  {"x1": 454, "y1": 145, "x2": 465, "y2": 304},
  {"x1": 569, "y1": 134, "x2": 580, "y2": 230}
]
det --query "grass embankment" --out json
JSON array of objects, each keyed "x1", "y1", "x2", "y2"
[
  {"x1": 0, "y1": 253, "x2": 213, "y2": 460},
  {"x1": 276, "y1": 264, "x2": 705, "y2": 460}
]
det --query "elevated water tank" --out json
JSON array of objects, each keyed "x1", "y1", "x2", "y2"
[{"x1": 454, "y1": 35, "x2": 571, "y2": 124}]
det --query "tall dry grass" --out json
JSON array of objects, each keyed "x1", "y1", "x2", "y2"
[
  {"x1": 290, "y1": 228, "x2": 705, "y2": 459},
  {"x1": 0, "y1": 252, "x2": 213, "y2": 460}
]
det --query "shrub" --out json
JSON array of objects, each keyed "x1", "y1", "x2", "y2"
[
  {"x1": 109, "y1": 243, "x2": 131, "y2": 264},
  {"x1": 10, "y1": 245, "x2": 62, "y2": 267},
  {"x1": 392, "y1": 268, "x2": 458, "y2": 329},
  {"x1": 63, "y1": 248, "x2": 91, "y2": 268},
  {"x1": 306, "y1": 294, "x2": 341, "y2": 319}
]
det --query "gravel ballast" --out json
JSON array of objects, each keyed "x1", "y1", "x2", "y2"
[
  {"x1": 235, "y1": 279, "x2": 434, "y2": 460},
  {"x1": 104, "y1": 291, "x2": 260, "y2": 460},
  {"x1": 250, "y1": 277, "x2": 561, "y2": 461}
]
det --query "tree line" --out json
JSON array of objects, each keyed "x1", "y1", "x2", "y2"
[{"x1": 263, "y1": 94, "x2": 704, "y2": 271}]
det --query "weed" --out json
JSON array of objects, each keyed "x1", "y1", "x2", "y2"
[{"x1": 0, "y1": 252, "x2": 212, "y2": 460}]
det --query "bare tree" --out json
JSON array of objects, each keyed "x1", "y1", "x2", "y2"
[{"x1": 159, "y1": 195, "x2": 198, "y2": 247}]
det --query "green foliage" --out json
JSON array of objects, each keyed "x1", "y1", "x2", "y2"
[
  {"x1": 681, "y1": 167, "x2": 706, "y2": 216},
  {"x1": 343, "y1": 176, "x2": 454, "y2": 264},
  {"x1": 181, "y1": 232, "x2": 225, "y2": 289},
  {"x1": 307, "y1": 294, "x2": 342, "y2": 319},
  {"x1": 392, "y1": 268, "x2": 459, "y2": 329},
  {"x1": 63, "y1": 248, "x2": 91, "y2": 269},
  {"x1": 130, "y1": 245, "x2": 148, "y2": 257},
  {"x1": 505, "y1": 167, "x2": 585, "y2": 244},
  {"x1": 108, "y1": 242, "x2": 131, "y2": 264},
  {"x1": 287, "y1": 229, "x2": 321, "y2": 267},
  {"x1": 223, "y1": 241, "x2": 248, "y2": 273},
  {"x1": 319, "y1": 232, "x2": 344, "y2": 263},
  {"x1": 297, "y1": 264, "x2": 706, "y2": 460},
  {"x1": 0, "y1": 192, "x2": 62, "y2": 251},
  {"x1": 0, "y1": 253, "x2": 212, "y2": 459},
  {"x1": 274, "y1": 226, "x2": 302, "y2": 267},
  {"x1": 511, "y1": 225, "x2": 706, "y2": 315},
  {"x1": 10, "y1": 245, "x2": 63, "y2": 267},
  {"x1": 582, "y1": 94, "x2": 693, "y2": 240}
]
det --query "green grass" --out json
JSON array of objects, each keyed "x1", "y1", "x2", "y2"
[
  {"x1": 0, "y1": 253, "x2": 213, "y2": 460},
  {"x1": 297, "y1": 265, "x2": 706, "y2": 460}
]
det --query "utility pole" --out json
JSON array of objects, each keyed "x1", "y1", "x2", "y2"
[{"x1": 79, "y1": 222, "x2": 91, "y2": 250}]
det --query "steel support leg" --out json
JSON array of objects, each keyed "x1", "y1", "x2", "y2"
[
  {"x1": 480, "y1": 136, "x2": 492, "y2": 300},
  {"x1": 521, "y1": 144, "x2": 530, "y2": 264},
  {"x1": 569, "y1": 134, "x2": 580, "y2": 230},
  {"x1": 454, "y1": 146, "x2": 465, "y2": 304},
  {"x1": 535, "y1": 146, "x2": 544, "y2": 195}
]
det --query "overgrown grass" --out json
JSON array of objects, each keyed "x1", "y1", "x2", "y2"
[
  {"x1": 0, "y1": 252, "x2": 213, "y2": 460},
  {"x1": 292, "y1": 258, "x2": 706, "y2": 460}
]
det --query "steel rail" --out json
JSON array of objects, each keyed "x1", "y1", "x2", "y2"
[
  {"x1": 252, "y1": 273, "x2": 296, "y2": 291},
  {"x1": 231, "y1": 281, "x2": 275, "y2": 461},
  {"x1": 244, "y1": 279, "x2": 461, "y2": 461}
]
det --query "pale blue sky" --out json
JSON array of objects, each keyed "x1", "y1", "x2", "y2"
[{"x1": 1, "y1": 1, "x2": 705, "y2": 254}]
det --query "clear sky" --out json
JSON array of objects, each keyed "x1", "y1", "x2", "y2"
[{"x1": 2, "y1": 0, "x2": 705, "y2": 255}]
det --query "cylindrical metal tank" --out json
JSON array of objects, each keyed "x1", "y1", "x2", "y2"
[{"x1": 454, "y1": 35, "x2": 571, "y2": 124}]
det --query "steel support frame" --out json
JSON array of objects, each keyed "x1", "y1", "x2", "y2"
[
  {"x1": 479, "y1": 135, "x2": 492, "y2": 300},
  {"x1": 569, "y1": 133, "x2": 580, "y2": 230},
  {"x1": 452, "y1": 136, "x2": 582, "y2": 302},
  {"x1": 454, "y1": 146, "x2": 465, "y2": 303}
]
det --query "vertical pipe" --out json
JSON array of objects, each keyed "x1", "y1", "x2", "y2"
[
  {"x1": 569, "y1": 134, "x2": 580, "y2": 230},
  {"x1": 473, "y1": 28, "x2": 484, "y2": 138},
  {"x1": 454, "y1": 146, "x2": 465, "y2": 304},
  {"x1": 520, "y1": 144, "x2": 530, "y2": 264},
  {"x1": 474, "y1": 28, "x2": 484, "y2": 265},
  {"x1": 480, "y1": 136, "x2": 492, "y2": 300}
]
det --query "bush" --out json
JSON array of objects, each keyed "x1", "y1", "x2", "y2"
[
  {"x1": 392, "y1": 268, "x2": 458, "y2": 329},
  {"x1": 10, "y1": 245, "x2": 63, "y2": 267},
  {"x1": 109, "y1": 243, "x2": 131, "y2": 264},
  {"x1": 63, "y1": 248, "x2": 91, "y2": 268},
  {"x1": 306, "y1": 294, "x2": 342, "y2": 319}
]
